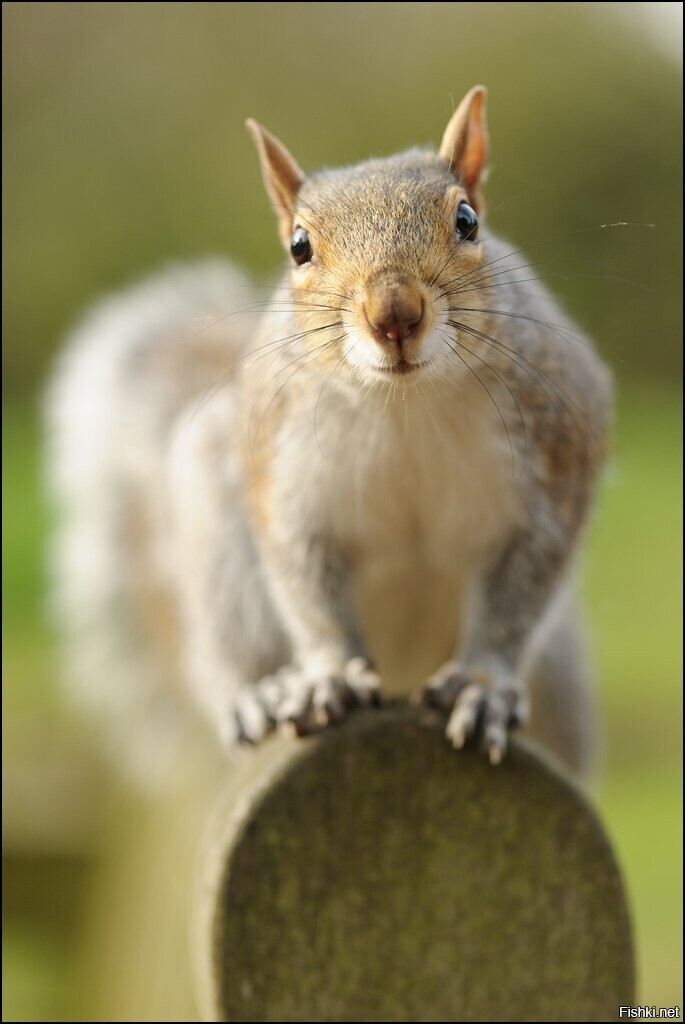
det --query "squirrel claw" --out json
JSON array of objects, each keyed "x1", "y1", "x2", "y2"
[
  {"x1": 344, "y1": 656, "x2": 382, "y2": 707},
  {"x1": 422, "y1": 660, "x2": 470, "y2": 711},
  {"x1": 422, "y1": 661, "x2": 527, "y2": 765},
  {"x1": 234, "y1": 684, "x2": 275, "y2": 744},
  {"x1": 242, "y1": 657, "x2": 382, "y2": 739},
  {"x1": 445, "y1": 683, "x2": 485, "y2": 748}
]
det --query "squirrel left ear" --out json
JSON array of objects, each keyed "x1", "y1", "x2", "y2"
[
  {"x1": 246, "y1": 119, "x2": 305, "y2": 247},
  {"x1": 439, "y1": 86, "x2": 489, "y2": 210}
]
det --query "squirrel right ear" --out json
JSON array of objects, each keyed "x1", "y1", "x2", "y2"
[
  {"x1": 439, "y1": 86, "x2": 489, "y2": 209},
  {"x1": 246, "y1": 120, "x2": 305, "y2": 247}
]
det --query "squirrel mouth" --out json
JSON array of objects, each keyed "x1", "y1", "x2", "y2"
[{"x1": 373, "y1": 359, "x2": 428, "y2": 376}]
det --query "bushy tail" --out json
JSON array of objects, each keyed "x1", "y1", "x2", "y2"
[{"x1": 44, "y1": 259, "x2": 252, "y2": 787}]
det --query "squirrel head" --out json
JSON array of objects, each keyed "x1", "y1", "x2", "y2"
[{"x1": 247, "y1": 86, "x2": 490, "y2": 385}]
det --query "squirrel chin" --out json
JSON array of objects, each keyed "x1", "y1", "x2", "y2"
[{"x1": 368, "y1": 359, "x2": 430, "y2": 378}]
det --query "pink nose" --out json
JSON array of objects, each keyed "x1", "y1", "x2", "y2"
[{"x1": 364, "y1": 282, "x2": 424, "y2": 346}]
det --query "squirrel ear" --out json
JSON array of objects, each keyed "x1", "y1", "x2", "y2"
[
  {"x1": 439, "y1": 86, "x2": 489, "y2": 208},
  {"x1": 246, "y1": 119, "x2": 305, "y2": 247}
]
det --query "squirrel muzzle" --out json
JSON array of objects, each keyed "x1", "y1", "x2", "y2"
[{"x1": 363, "y1": 277, "x2": 424, "y2": 348}]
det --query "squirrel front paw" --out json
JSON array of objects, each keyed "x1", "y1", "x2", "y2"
[
  {"x1": 278, "y1": 657, "x2": 382, "y2": 735},
  {"x1": 420, "y1": 660, "x2": 529, "y2": 765},
  {"x1": 234, "y1": 657, "x2": 381, "y2": 743}
]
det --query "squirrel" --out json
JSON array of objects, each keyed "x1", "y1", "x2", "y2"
[{"x1": 46, "y1": 86, "x2": 612, "y2": 781}]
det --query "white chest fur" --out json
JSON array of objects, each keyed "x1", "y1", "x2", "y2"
[{"x1": 274, "y1": 377, "x2": 523, "y2": 692}]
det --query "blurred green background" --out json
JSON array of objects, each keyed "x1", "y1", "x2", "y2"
[{"x1": 3, "y1": 2, "x2": 681, "y2": 1019}]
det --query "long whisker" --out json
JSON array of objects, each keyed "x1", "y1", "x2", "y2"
[
  {"x1": 438, "y1": 332, "x2": 515, "y2": 473},
  {"x1": 249, "y1": 336, "x2": 344, "y2": 458},
  {"x1": 417, "y1": 375, "x2": 450, "y2": 447},
  {"x1": 446, "y1": 318, "x2": 560, "y2": 416},
  {"x1": 224, "y1": 280, "x2": 353, "y2": 306},
  {"x1": 436, "y1": 221, "x2": 654, "y2": 297},
  {"x1": 439, "y1": 251, "x2": 644, "y2": 297},
  {"x1": 191, "y1": 294, "x2": 351, "y2": 336},
  {"x1": 426, "y1": 247, "x2": 459, "y2": 291},
  {"x1": 245, "y1": 321, "x2": 344, "y2": 366},
  {"x1": 187, "y1": 320, "x2": 343, "y2": 427},
  {"x1": 313, "y1": 354, "x2": 349, "y2": 466},
  {"x1": 439, "y1": 328, "x2": 528, "y2": 472},
  {"x1": 443, "y1": 270, "x2": 641, "y2": 301},
  {"x1": 447, "y1": 305, "x2": 591, "y2": 351},
  {"x1": 446, "y1": 318, "x2": 602, "y2": 455}
]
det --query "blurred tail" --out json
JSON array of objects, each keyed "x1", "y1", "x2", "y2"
[{"x1": 44, "y1": 259, "x2": 252, "y2": 788}]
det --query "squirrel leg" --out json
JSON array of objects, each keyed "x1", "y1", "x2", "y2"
[
  {"x1": 423, "y1": 509, "x2": 577, "y2": 765},
  {"x1": 169, "y1": 395, "x2": 293, "y2": 747},
  {"x1": 525, "y1": 595, "x2": 596, "y2": 778},
  {"x1": 251, "y1": 534, "x2": 381, "y2": 736},
  {"x1": 172, "y1": 396, "x2": 379, "y2": 745}
]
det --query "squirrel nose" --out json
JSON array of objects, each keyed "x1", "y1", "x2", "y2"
[{"x1": 364, "y1": 281, "x2": 424, "y2": 345}]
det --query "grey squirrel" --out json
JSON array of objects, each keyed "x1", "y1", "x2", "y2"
[{"x1": 47, "y1": 85, "x2": 612, "y2": 780}]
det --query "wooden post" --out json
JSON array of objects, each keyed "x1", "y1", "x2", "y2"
[{"x1": 195, "y1": 704, "x2": 634, "y2": 1023}]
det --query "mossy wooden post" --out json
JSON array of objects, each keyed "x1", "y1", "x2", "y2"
[{"x1": 195, "y1": 704, "x2": 634, "y2": 1023}]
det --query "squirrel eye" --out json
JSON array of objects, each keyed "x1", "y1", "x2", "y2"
[
  {"x1": 456, "y1": 201, "x2": 479, "y2": 242},
  {"x1": 290, "y1": 227, "x2": 312, "y2": 265}
]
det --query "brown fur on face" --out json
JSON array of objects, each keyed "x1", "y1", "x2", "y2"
[
  {"x1": 281, "y1": 155, "x2": 488, "y2": 376},
  {"x1": 247, "y1": 88, "x2": 490, "y2": 378}
]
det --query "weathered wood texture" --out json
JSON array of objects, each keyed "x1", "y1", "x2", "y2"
[{"x1": 196, "y1": 704, "x2": 634, "y2": 1023}]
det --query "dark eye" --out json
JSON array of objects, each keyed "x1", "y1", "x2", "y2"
[
  {"x1": 456, "y1": 201, "x2": 479, "y2": 242},
  {"x1": 290, "y1": 227, "x2": 312, "y2": 265}
]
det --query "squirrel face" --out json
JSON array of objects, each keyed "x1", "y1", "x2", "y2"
[{"x1": 247, "y1": 86, "x2": 490, "y2": 385}]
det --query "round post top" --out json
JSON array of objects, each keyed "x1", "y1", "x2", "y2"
[{"x1": 195, "y1": 704, "x2": 633, "y2": 1023}]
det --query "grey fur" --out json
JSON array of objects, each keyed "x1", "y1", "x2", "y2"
[{"x1": 47, "y1": 146, "x2": 611, "y2": 782}]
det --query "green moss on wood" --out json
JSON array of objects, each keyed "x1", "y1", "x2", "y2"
[{"x1": 197, "y1": 705, "x2": 633, "y2": 1023}]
